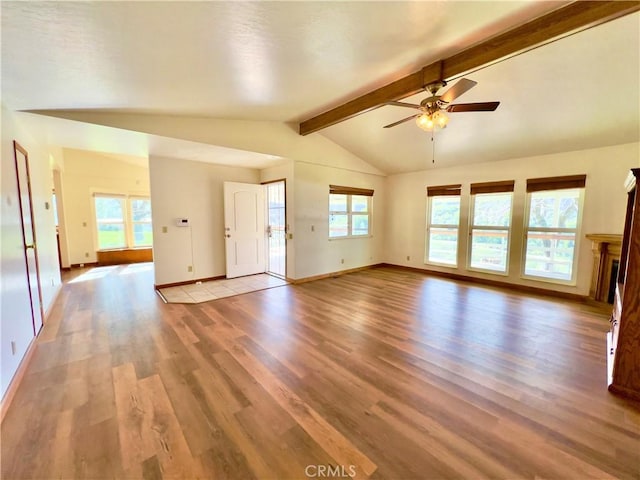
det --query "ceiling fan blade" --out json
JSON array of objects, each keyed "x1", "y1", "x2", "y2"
[
  {"x1": 383, "y1": 114, "x2": 418, "y2": 128},
  {"x1": 385, "y1": 101, "x2": 420, "y2": 109},
  {"x1": 440, "y1": 78, "x2": 478, "y2": 103},
  {"x1": 446, "y1": 101, "x2": 500, "y2": 112}
]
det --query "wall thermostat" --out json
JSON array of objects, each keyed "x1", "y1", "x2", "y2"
[{"x1": 176, "y1": 218, "x2": 190, "y2": 227}]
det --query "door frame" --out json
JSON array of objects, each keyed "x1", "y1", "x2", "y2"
[
  {"x1": 262, "y1": 178, "x2": 287, "y2": 278},
  {"x1": 13, "y1": 141, "x2": 44, "y2": 335}
]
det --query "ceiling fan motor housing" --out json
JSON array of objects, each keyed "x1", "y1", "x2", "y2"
[{"x1": 419, "y1": 96, "x2": 445, "y2": 114}]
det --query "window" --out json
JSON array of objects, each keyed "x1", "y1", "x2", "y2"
[
  {"x1": 130, "y1": 198, "x2": 153, "y2": 247},
  {"x1": 425, "y1": 184, "x2": 461, "y2": 266},
  {"x1": 523, "y1": 175, "x2": 585, "y2": 282},
  {"x1": 95, "y1": 195, "x2": 126, "y2": 249},
  {"x1": 329, "y1": 185, "x2": 373, "y2": 238},
  {"x1": 469, "y1": 180, "x2": 514, "y2": 273},
  {"x1": 94, "y1": 194, "x2": 153, "y2": 250}
]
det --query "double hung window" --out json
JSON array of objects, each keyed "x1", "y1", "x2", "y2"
[
  {"x1": 426, "y1": 184, "x2": 461, "y2": 266},
  {"x1": 468, "y1": 181, "x2": 515, "y2": 273},
  {"x1": 94, "y1": 194, "x2": 153, "y2": 250},
  {"x1": 329, "y1": 185, "x2": 373, "y2": 238},
  {"x1": 523, "y1": 175, "x2": 585, "y2": 282}
]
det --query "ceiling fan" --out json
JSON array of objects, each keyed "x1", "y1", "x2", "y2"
[{"x1": 383, "y1": 78, "x2": 499, "y2": 131}]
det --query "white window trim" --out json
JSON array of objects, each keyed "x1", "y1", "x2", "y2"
[
  {"x1": 92, "y1": 193, "x2": 152, "y2": 251},
  {"x1": 467, "y1": 192, "x2": 514, "y2": 276},
  {"x1": 424, "y1": 195, "x2": 460, "y2": 268},
  {"x1": 520, "y1": 188, "x2": 584, "y2": 286},
  {"x1": 328, "y1": 194, "x2": 372, "y2": 239}
]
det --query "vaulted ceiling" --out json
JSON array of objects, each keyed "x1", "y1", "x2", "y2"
[{"x1": 2, "y1": 1, "x2": 638, "y2": 174}]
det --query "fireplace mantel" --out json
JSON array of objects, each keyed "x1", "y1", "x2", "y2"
[{"x1": 586, "y1": 233, "x2": 623, "y2": 303}]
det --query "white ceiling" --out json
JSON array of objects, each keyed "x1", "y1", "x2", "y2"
[{"x1": 2, "y1": 1, "x2": 638, "y2": 174}]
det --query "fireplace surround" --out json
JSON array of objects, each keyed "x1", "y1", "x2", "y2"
[{"x1": 585, "y1": 233, "x2": 622, "y2": 303}]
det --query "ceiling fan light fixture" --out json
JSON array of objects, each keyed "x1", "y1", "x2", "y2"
[
  {"x1": 433, "y1": 110, "x2": 449, "y2": 128},
  {"x1": 415, "y1": 111, "x2": 448, "y2": 131},
  {"x1": 416, "y1": 113, "x2": 434, "y2": 131}
]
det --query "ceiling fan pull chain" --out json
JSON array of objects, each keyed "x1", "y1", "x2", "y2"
[{"x1": 431, "y1": 130, "x2": 435, "y2": 164}]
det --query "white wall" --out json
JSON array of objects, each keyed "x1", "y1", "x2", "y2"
[
  {"x1": 149, "y1": 155, "x2": 260, "y2": 286},
  {"x1": 152, "y1": 154, "x2": 387, "y2": 284},
  {"x1": 59, "y1": 149, "x2": 150, "y2": 265},
  {"x1": 1, "y1": 106, "x2": 61, "y2": 398},
  {"x1": 34, "y1": 113, "x2": 393, "y2": 284},
  {"x1": 385, "y1": 142, "x2": 639, "y2": 295},
  {"x1": 292, "y1": 161, "x2": 386, "y2": 279}
]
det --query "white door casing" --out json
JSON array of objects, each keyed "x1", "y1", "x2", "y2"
[{"x1": 224, "y1": 182, "x2": 265, "y2": 279}]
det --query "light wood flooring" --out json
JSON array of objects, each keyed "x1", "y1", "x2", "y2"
[{"x1": 1, "y1": 264, "x2": 639, "y2": 479}]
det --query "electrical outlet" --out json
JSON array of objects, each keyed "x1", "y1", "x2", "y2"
[
  {"x1": 187, "y1": 265, "x2": 193, "y2": 272},
  {"x1": 11, "y1": 341, "x2": 16, "y2": 355},
  {"x1": 406, "y1": 255, "x2": 410, "y2": 261},
  {"x1": 85, "y1": 252, "x2": 89, "y2": 258},
  {"x1": 82, "y1": 222, "x2": 87, "y2": 227},
  {"x1": 162, "y1": 226, "x2": 168, "y2": 233},
  {"x1": 51, "y1": 278, "x2": 55, "y2": 286},
  {"x1": 311, "y1": 225, "x2": 315, "y2": 232},
  {"x1": 341, "y1": 259, "x2": 344, "y2": 264}
]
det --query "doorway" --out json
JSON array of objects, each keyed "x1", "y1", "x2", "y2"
[
  {"x1": 265, "y1": 180, "x2": 286, "y2": 278},
  {"x1": 223, "y1": 180, "x2": 287, "y2": 280},
  {"x1": 13, "y1": 141, "x2": 44, "y2": 335}
]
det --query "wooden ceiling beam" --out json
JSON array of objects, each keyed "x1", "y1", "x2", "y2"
[
  {"x1": 299, "y1": 1, "x2": 640, "y2": 136},
  {"x1": 298, "y1": 70, "x2": 425, "y2": 138}
]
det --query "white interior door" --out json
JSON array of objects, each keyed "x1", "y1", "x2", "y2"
[
  {"x1": 14, "y1": 141, "x2": 44, "y2": 335},
  {"x1": 224, "y1": 182, "x2": 265, "y2": 279}
]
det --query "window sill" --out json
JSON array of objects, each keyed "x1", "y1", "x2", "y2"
[
  {"x1": 424, "y1": 260, "x2": 458, "y2": 269},
  {"x1": 467, "y1": 266, "x2": 509, "y2": 277},
  {"x1": 521, "y1": 274, "x2": 577, "y2": 287},
  {"x1": 328, "y1": 235, "x2": 373, "y2": 241}
]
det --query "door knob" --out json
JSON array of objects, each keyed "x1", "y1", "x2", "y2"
[{"x1": 225, "y1": 234, "x2": 231, "y2": 238}]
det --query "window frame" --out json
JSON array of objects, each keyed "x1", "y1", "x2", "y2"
[
  {"x1": 467, "y1": 184, "x2": 515, "y2": 276},
  {"x1": 424, "y1": 184, "x2": 462, "y2": 267},
  {"x1": 328, "y1": 185, "x2": 373, "y2": 239},
  {"x1": 521, "y1": 186, "x2": 585, "y2": 285},
  {"x1": 93, "y1": 193, "x2": 152, "y2": 251}
]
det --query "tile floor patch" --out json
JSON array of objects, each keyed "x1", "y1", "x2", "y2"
[{"x1": 158, "y1": 274, "x2": 287, "y2": 304}]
